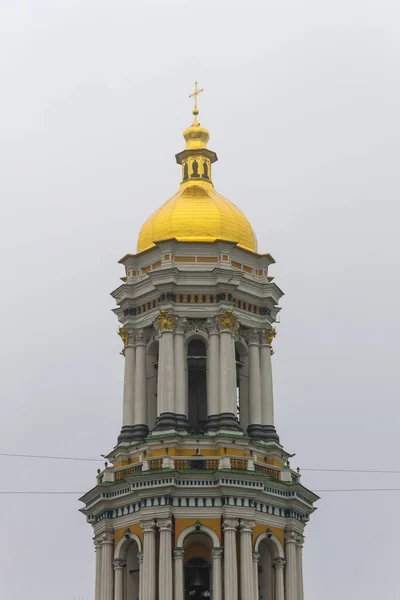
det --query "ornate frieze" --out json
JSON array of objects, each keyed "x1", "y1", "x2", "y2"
[
  {"x1": 184, "y1": 318, "x2": 208, "y2": 335},
  {"x1": 113, "y1": 559, "x2": 126, "y2": 570}
]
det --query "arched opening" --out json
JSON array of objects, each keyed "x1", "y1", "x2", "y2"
[
  {"x1": 258, "y1": 540, "x2": 274, "y2": 600},
  {"x1": 235, "y1": 341, "x2": 248, "y2": 431},
  {"x1": 187, "y1": 339, "x2": 207, "y2": 433},
  {"x1": 114, "y1": 534, "x2": 141, "y2": 600},
  {"x1": 183, "y1": 533, "x2": 212, "y2": 599},
  {"x1": 126, "y1": 541, "x2": 140, "y2": 599},
  {"x1": 146, "y1": 339, "x2": 159, "y2": 431}
]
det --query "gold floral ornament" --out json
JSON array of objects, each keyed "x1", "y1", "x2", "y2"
[
  {"x1": 118, "y1": 328, "x2": 129, "y2": 347},
  {"x1": 265, "y1": 327, "x2": 277, "y2": 354},
  {"x1": 155, "y1": 309, "x2": 176, "y2": 331},
  {"x1": 216, "y1": 309, "x2": 238, "y2": 332}
]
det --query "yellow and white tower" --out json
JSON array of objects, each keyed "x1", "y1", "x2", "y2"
[{"x1": 80, "y1": 84, "x2": 318, "y2": 600}]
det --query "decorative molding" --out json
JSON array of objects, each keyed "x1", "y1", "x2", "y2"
[
  {"x1": 184, "y1": 318, "x2": 208, "y2": 335},
  {"x1": 252, "y1": 551, "x2": 260, "y2": 562},
  {"x1": 118, "y1": 327, "x2": 133, "y2": 350},
  {"x1": 216, "y1": 309, "x2": 239, "y2": 332},
  {"x1": 173, "y1": 547, "x2": 185, "y2": 560},
  {"x1": 141, "y1": 519, "x2": 156, "y2": 533},
  {"x1": 155, "y1": 309, "x2": 176, "y2": 332},
  {"x1": 212, "y1": 548, "x2": 223, "y2": 559},
  {"x1": 137, "y1": 551, "x2": 143, "y2": 564},
  {"x1": 284, "y1": 530, "x2": 298, "y2": 544}
]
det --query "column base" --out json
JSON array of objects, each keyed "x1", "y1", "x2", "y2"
[
  {"x1": 204, "y1": 414, "x2": 220, "y2": 432},
  {"x1": 154, "y1": 412, "x2": 178, "y2": 431},
  {"x1": 263, "y1": 425, "x2": 280, "y2": 443},
  {"x1": 217, "y1": 412, "x2": 242, "y2": 431},
  {"x1": 176, "y1": 414, "x2": 190, "y2": 432},
  {"x1": 117, "y1": 425, "x2": 136, "y2": 443},
  {"x1": 247, "y1": 424, "x2": 265, "y2": 440}
]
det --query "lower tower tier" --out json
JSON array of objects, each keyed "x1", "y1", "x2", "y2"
[{"x1": 80, "y1": 434, "x2": 318, "y2": 600}]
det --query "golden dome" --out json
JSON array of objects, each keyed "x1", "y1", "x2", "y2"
[{"x1": 137, "y1": 84, "x2": 258, "y2": 254}]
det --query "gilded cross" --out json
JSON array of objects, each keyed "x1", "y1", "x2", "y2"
[{"x1": 189, "y1": 80, "x2": 204, "y2": 112}]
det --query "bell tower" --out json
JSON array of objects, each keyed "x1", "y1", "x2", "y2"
[{"x1": 80, "y1": 85, "x2": 318, "y2": 600}]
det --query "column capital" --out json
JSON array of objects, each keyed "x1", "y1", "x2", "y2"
[
  {"x1": 261, "y1": 327, "x2": 277, "y2": 346},
  {"x1": 295, "y1": 532, "x2": 305, "y2": 545},
  {"x1": 240, "y1": 520, "x2": 255, "y2": 533},
  {"x1": 273, "y1": 557, "x2": 286, "y2": 569},
  {"x1": 141, "y1": 519, "x2": 156, "y2": 533},
  {"x1": 113, "y1": 558, "x2": 126, "y2": 570},
  {"x1": 135, "y1": 328, "x2": 149, "y2": 345},
  {"x1": 118, "y1": 327, "x2": 135, "y2": 350},
  {"x1": 137, "y1": 551, "x2": 143, "y2": 564},
  {"x1": 207, "y1": 317, "x2": 220, "y2": 335},
  {"x1": 284, "y1": 529, "x2": 299, "y2": 544},
  {"x1": 223, "y1": 518, "x2": 239, "y2": 532},
  {"x1": 93, "y1": 536, "x2": 102, "y2": 549},
  {"x1": 173, "y1": 547, "x2": 185, "y2": 559},
  {"x1": 245, "y1": 329, "x2": 261, "y2": 345},
  {"x1": 211, "y1": 547, "x2": 223, "y2": 559},
  {"x1": 157, "y1": 518, "x2": 173, "y2": 532},
  {"x1": 155, "y1": 309, "x2": 177, "y2": 333},
  {"x1": 252, "y1": 551, "x2": 260, "y2": 562},
  {"x1": 216, "y1": 309, "x2": 238, "y2": 333},
  {"x1": 174, "y1": 317, "x2": 187, "y2": 335},
  {"x1": 101, "y1": 531, "x2": 114, "y2": 545}
]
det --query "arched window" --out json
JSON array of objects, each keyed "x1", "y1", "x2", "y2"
[
  {"x1": 187, "y1": 339, "x2": 207, "y2": 433},
  {"x1": 184, "y1": 557, "x2": 211, "y2": 598}
]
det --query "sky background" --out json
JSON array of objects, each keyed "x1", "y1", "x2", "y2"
[{"x1": 0, "y1": 0, "x2": 399, "y2": 598}]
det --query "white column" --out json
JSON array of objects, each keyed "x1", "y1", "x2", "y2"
[
  {"x1": 248, "y1": 331, "x2": 262, "y2": 436},
  {"x1": 138, "y1": 551, "x2": 143, "y2": 600},
  {"x1": 207, "y1": 320, "x2": 220, "y2": 420},
  {"x1": 134, "y1": 331, "x2": 147, "y2": 427},
  {"x1": 252, "y1": 551, "x2": 260, "y2": 600},
  {"x1": 113, "y1": 559, "x2": 125, "y2": 600},
  {"x1": 273, "y1": 558, "x2": 286, "y2": 600},
  {"x1": 174, "y1": 323, "x2": 187, "y2": 420},
  {"x1": 158, "y1": 519, "x2": 173, "y2": 600},
  {"x1": 158, "y1": 330, "x2": 175, "y2": 415},
  {"x1": 223, "y1": 519, "x2": 239, "y2": 600},
  {"x1": 122, "y1": 334, "x2": 135, "y2": 428},
  {"x1": 141, "y1": 520, "x2": 156, "y2": 600},
  {"x1": 240, "y1": 521, "x2": 255, "y2": 600},
  {"x1": 285, "y1": 531, "x2": 298, "y2": 600},
  {"x1": 219, "y1": 330, "x2": 236, "y2": 414},
  {"x1": 211, "y1": 548, "x2": 223, "y2": 600},
  {"x1": 260, "y1": 340, "x2": 274, "y2": 427},
  {"x1": 173, "y1": 547, "x2": 185, "y2": 600},
  {"x1": 94, "y1": 538, "x2": 102, "y2": 600},
  {"x1": 101, "y1": 531, "x2": 114, "y2": 600},
  {"x1": 296, "y1": 534, "x2": 304, "y2": 600}
]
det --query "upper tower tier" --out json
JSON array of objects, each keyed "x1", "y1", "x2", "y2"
[{"x1": 137, "y1": 95, "x2": 258, "y2": 254}]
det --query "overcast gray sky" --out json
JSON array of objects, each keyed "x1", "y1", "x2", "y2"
[{"x1": 1, "y1": 0, "x2": 399, "y2": 598}]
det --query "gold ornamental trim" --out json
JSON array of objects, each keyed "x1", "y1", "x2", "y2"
[
  {"x1": 156, "y1": 309, "x2": 177, "y2": 332},
  {"x1": 265, "y1": 327, "x2": 277, "y2": 345},
  {"x1": 118, "y1": 328, "x2": 129, "y2": 348},
  {"x1": 216, "y1": 309, "x2": 238, "y2": 332}
]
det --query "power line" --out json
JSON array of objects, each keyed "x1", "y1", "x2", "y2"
[
  {"x1": 2, "y1": 452, "x2": 400, "y2": 476},
  {"x1": 0, "y1": 452, "x2": 101, "y2": 462}
]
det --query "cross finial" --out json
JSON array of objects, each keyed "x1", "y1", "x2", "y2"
[{"x1": 189, "y1": 80, "x2": 204, "y2": 124}]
